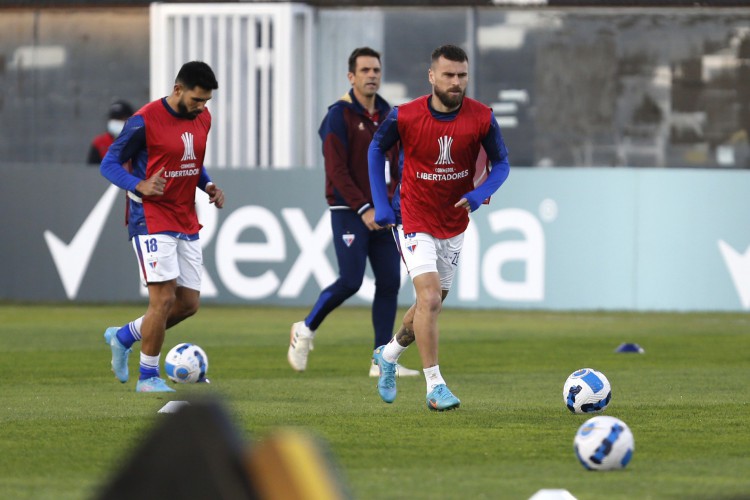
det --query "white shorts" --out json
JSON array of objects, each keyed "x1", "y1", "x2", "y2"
[
  {"x1": 131, "y1": 234, "x2": 202, "y2": 290},
  {"x1": 394, "y1": 225, "x2": 464, "y2": 291}
]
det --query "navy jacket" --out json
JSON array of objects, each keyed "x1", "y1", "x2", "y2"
[{"x1": 319, "y1": 89, "x2": 399, "y2": 214}]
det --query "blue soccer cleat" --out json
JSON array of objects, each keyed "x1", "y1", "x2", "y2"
[
  {"x1": 372, "y1": 345, "x2": 397, "y2": 403},
  {"x1": 135, "y1": 377, "x2": 176, "y2": 393},
  {"x1": 426, "y1": 384, "x2": 460, "y2": 412},
  {"x1": 104, "y1": 327, "x2": 131, "y2": 383}
]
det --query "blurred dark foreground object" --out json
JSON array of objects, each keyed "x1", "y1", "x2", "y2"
[{"x1": 95, "y1": 398, "x2": 349, "y2": 500}]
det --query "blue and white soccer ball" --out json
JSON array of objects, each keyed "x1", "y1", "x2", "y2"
[
  {"x1": 165, "y1": 343, "x2": 208, "y2": 384},
  {"x1": 574, "y1": 415, "x2": 635, "y2": 471},
  {"x1": 563, "y1": 368, "x2": 611, "y2": 414}
]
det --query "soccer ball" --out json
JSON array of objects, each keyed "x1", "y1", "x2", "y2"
[
  {"x1": 563, "y1": 368, "x2": 611, "y2": 413},
  {"x1": 165, "y1": 343, "x2": 208, "y2": 384},
  {"x1": 574, "y1": 415, "x2": 635, "y2": 471}
]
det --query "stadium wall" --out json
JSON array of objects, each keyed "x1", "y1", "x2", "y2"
[
  {"x1": 3, "y1": 6, "x2": 750, "y2": 169},
  {"x1": 3, "y1": 164, "x2": 748, "y2": 311}
]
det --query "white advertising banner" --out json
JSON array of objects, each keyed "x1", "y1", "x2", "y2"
[{"x1": 3, "y1": 165, "x2": 748, "y2": 311}]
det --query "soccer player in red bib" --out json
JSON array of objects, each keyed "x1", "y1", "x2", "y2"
[
  {"x1": 369, "y1": 45, "x2": 510, "y2": 411},
  {"x1": 99, "y1": 61, "x2": 224, "y2": 392}
]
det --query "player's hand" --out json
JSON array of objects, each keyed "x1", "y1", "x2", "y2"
[
  {"x1": 454, "y1": 197, "x2": 471, "y2": 212},
  {"x1": 361, "y1": 208, "x2": 383, "y2": 230},
  {"x1": 136, "y1": 167, "x2": 166, "y2": 196},
  {"x1": 374, "y1": 206, "x2": 397, "y2": 228},
  {"x1": 206, "y1": 183, "x2": 225, "y2": 209}
]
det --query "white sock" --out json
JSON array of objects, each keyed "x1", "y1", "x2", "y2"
[
  {"x1": 423, "y1": 365, "x2": 446, "y2": 393},
  {"x1": 297, "y1": 321, "x2": 315, "y2": 338},
  {"x1": 382, "y1": 337, "x2": 407, "y2": 364},
  {"x1": 139, "y1": 352, "x2": 161, "y2": 378},
  {"x1": 129, "y1": 316, "x2": 144, "y2": 341}
]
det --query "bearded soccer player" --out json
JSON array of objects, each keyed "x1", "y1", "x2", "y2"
[
  {"x1": 368, "y1": 45, "x2": 510, "y2": 411},
  {"x1": 99, "y1": 61, "x2": 224, "y2": 393}
]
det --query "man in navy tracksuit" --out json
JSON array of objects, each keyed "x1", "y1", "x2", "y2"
[{"x1": 287, "y1": 47, "x2": 419, "y2": 377}]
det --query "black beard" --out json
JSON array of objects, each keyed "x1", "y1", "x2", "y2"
[
  {"x1": 177, "y1": 101, "x2": 200, "y2": 120},
  {"x1": 434, "y1": 87, "x2": 464, "y2": 110}
]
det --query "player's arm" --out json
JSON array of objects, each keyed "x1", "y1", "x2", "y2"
[
  {"x1": 368, "y1": 108, "x2": 400, "y2": 226},
  {"x1": 321, "y1": 106, "x2": 371, "y2": 214},
  {"x1": 198, "y1": 167, "x2": 224, "y2": 209},
  {"x1": 457, "y1": 112, "x2": 510, "y2": 212},
  {"x1": 100, "y1": 116, "x2": 165, "y2": 197}
]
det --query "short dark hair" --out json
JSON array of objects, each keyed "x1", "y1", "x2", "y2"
[
  {"x1": 431, "y1": 45, "x2": 468, "y2": 64},
  {"x1": 348, "y1": 47, "x2": 381, "y2": 74},
  {"x1": 175, "y1": 61, "x2": 219, "y2": 91}
]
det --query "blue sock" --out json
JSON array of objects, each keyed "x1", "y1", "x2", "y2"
[
  {"x1": 139, "y1": 352, "x2": 160, "y2": 380},
  {"x1": 115, "y1": 317, "x2": 143, "y2": 349}
]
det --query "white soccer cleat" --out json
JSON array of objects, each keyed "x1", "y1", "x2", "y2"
[
  {"x1": 288, "y1": 321, "x2": 314, "y2": 372},
  {"x1": 368, "y1": 359, "x2": 420, "y2": 377},
  {"x1": 396, "y1": 364, "x2": 421, "y2": 377}
]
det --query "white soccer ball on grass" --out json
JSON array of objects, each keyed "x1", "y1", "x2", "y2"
[
  {"x1": 574, "y1": 415, "x2": 634, "y2": 471},
  {"x1": 165, "y1": 343, "x2": 209, "y2": 384},
  {"x1": 563, "y1": 368, "x2": 611, "y2": 414}
]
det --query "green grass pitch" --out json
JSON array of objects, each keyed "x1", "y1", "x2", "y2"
[{"x1": 0, "y1": 304, "x2": 748, "y2": 499}]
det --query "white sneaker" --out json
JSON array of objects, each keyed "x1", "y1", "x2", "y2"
[
  {"x1": 288, "y1": 321, "x2": 315, "y2": 372},
  {"x1": 369, "y1": 359, "x2": 420, "y2": 377}
]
